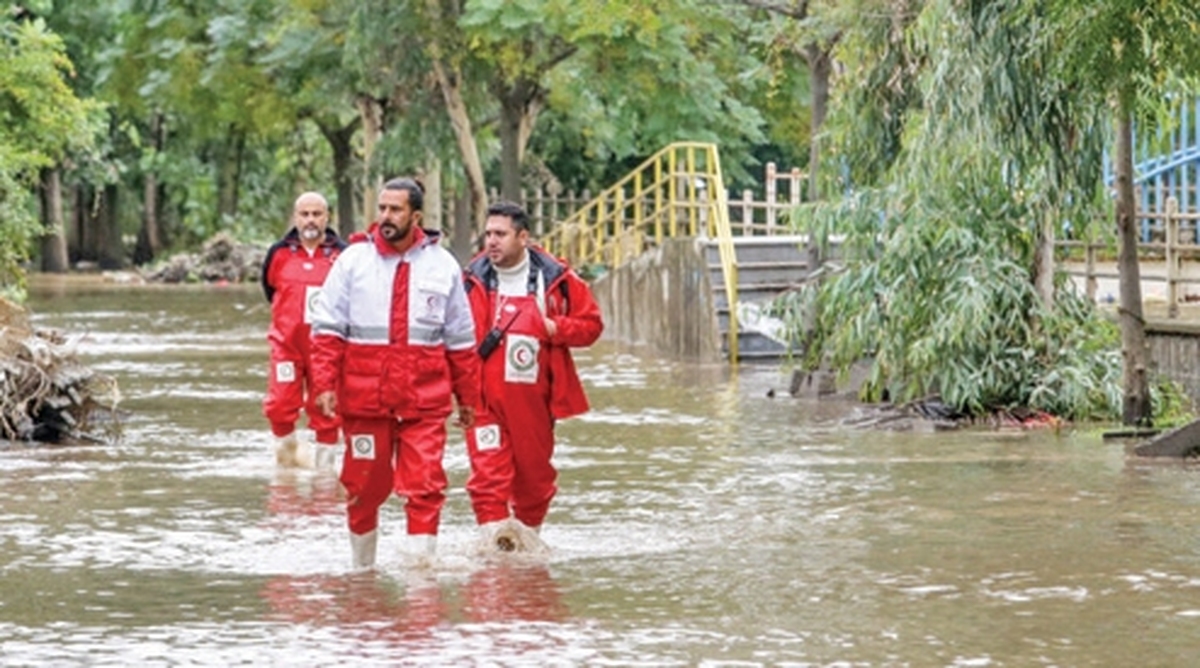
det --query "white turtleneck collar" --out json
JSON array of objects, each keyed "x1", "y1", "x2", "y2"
[{"x1": 496, "y1": 249, "x2": 530, "y2": 297}]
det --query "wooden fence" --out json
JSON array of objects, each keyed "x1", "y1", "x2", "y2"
[
  {"x1": 488, "y1": 162, "x2": 810, "y2": 239},
  {"x1": 1058, "y1": 196, "x2": 1200, "y2": 318},
  {"x1": 493, "y1": 160, "x2": 1200, "y2": 319}
]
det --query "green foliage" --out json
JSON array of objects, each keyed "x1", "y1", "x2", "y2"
[
  {"x1": 1150, "y1": 380, "x2": 1196, "y2": 430},
  {"x1": 820, "y1": 0, "x2": 922, "y2": 193},
  {"x1": 775, "y1": 186, "x2": 1123, "y2": 420},
  {"x1": 773, "y1": 0, "x2": 1127, "y2": 421},
  {"x1": 31, "y1": 0, "x2": 806, "y2": 260},
  {"x1": 0, "y1": 17, "x2": 100, "y2": 297},
  {"x1": 1040, "y1": 0, "x2": 1200, "y2": 117},
  {"x1": 528, "y1": 0, "x2": 770, "y2": 192}
]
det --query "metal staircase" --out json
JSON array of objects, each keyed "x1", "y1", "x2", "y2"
[
  {"x1": 703, "y1": 235, "x2": 809, "y2": 362},
  {"x1": 542, "y1": 142, "x2": 811, "y2": 363}
]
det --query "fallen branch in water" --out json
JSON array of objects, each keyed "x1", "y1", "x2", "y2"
[{"x1": 0, "y1": 297, "x2": 122, "y2": 444}]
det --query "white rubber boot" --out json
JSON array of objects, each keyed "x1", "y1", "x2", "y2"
[
  {"x1": 274, "y1": 432, "x2": 300, "y2": 467},
  {"x1": 402, "y1": 533, "x2": 437, "y2": 568},
  {"x1": 293, "y1": 438, "x2": 317, "y2": 469},
  {"x1": 476, "y1": 519, "x2": 519, "y2": 554},
  {"x1": 313, "y1": 443, "x2": 342, "y2": 472},
  {"x1": 350, "y1": 529, "x2": 378, "y2": 570},
  {"x1": 513, "y1": 520, "x2": 549, "y2": 556}
]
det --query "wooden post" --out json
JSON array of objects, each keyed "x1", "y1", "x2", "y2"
[
  {"x1": 1167, "y1": 196, "x2": 1180, "y2": 318},
  {"x1": 534, "y1": 186, "x2": 546, "y2": 237},
  {"x1": 765, "y1": 162, "x2": 778, "y2": 229},
  {"x1": 1085, "y1": 239, "x2": 1097, "y2": 303},
  {"x1": 741, "y1": 189, "x2": 753, "y2": 235}
]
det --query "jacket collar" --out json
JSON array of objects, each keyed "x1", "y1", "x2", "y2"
[
  {"x1": 372, "y1": 226, "x2": 438, "y2": 257},
  {"x1": 467, "y1": 245, "x2": 565, "y2": 292}
]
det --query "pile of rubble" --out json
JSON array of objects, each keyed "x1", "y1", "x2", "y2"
[
  {"x1": 142, "y1": 232, "x2": 266, "y2": 284},
  {"x1": 0, "y1": 297, "x2": 121, "y2": 443}
]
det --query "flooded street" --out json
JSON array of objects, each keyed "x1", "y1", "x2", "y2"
[{"x1": 4, "y1": 274, "x2": 1200, "y2": 666}]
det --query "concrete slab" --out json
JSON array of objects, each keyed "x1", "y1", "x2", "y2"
[{"x1": 1133, "y1": 418, "x2": 1200, "y2": 458}]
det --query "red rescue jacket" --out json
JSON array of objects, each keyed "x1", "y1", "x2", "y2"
[
  {"x1": 261, "y1": 228, "x2": 346, "y2": 356},
  {"x1": 463, "y1": 246, "x2": 603, "y2": 420}
]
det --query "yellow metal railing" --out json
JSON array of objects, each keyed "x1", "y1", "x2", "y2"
[{"x1": 542, "y1": 142, "x2": 741, "y2": 362}]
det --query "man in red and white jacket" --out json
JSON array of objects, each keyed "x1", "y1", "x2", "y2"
[
  {"x1": 310, "y1": 177, "x2": 479, "y2": 570},
  {"x1": 261, "y1": 192, "x2": 346, "y2": 469},
  {"x1": 463, "y1": 200, "x2": 603, "y2": 551}
]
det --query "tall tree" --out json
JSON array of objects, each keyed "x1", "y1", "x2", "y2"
[
  {"x1": 776, "y1": 0, "x2": 1122, "y2": 420},
  {"x1": 0, "y1": 16, "x2": 99, "y2": 294},
  {"x1": 1041, "y1": 0, "x2": 1200, "y2": 425},
  {"x1": 260, "y1": 0, "x2": 367, "y2": 235},
  {"x1": 423, "y1": 0, "x2": 491, "y2": 239},
  {"x1": 731, "y1": 0, "x2": 842, "y2": 200},
  {"x1": 458, "y1": 0, "x2": 579, "y2": 203},
  {"x1": 425, "y1": 0, "x2": 767, "y2": 232}
]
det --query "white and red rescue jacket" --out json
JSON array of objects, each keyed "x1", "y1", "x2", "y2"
[{"x1": 309, "y1": 227, "x2": 479, "y2": 420}]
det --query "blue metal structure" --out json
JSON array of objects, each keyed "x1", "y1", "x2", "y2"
[{"x1": 1104, "y1": 98, "x2": 1200, "y2": 240}]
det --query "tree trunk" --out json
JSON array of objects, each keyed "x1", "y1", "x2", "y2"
[
  {"x1": 805, "y1": 44, "x2": 832, "y2": 203},
  {"x1": 424, "y1": 153, "x2": 442, "y2": 232},
  {"x1": 39, "y1": 167, "x2": 70, "y2": 273},
  {"x1": 217, "y1": 130, "x2": 245, "y2": 223},
  {"x1": 423, "y1": 0, "x2": 489, "y2": 241},
  {"x1": 318, "y1": 117, "x2": 361, "y2": 237},
  {"x1": 430, "y1": 56, "x2": 488, "y2": 241},
  {"x1": 800, "y1": 44, "x2": 835, "y2": 349},
  {"x1": 73, "y1": 183, "x2": 97, "y2": 264},
  {"x1": 134, "y1": 112, "x2": 164, "y2": 265},
  {"x1": 1034, "y1": 208, "x2": 1055, "y2": 309},
  {"x1": 497, "y1": 80, "x2": 543, "y2": 204},
  {"x1": 1115, "y1": 108, "x2": 1151, "y2": 425},
  {"x1": 133, "y1": 173, "x2": 160, "y2": 266},
  {"x1": 449, "y1": 186, "x2": 475, "y2": 261},
  {"x1": 358, "y1": 96, "x2": 383, "y2": 226},
  {"x1": 68, "y1": 183, "x2": 82, "y2": 261},
  {"x1": 98, "y1": 183, "x2": 125, "y2": 270},
  {"x1": 499, "y1": 99, "x2": 523, "y2": 204}
]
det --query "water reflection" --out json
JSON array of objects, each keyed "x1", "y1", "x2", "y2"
[{"x1": 2, "y1": 275, "x2": 1200, "y2": 665}]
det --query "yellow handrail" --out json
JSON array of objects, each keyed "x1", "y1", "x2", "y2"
[{"x1": 541, "y1": 142, "x2": 740, "y2": 362}]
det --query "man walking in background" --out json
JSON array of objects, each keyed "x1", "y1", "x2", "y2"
[
  {"x1": 310, "y1": 177, "x2": 479, "y2": 570},
  {"x1": 463, "y1": 200, "x2": 603, "y2": 551},
  {"x1": 261, "y1": 191, "x2": 346, "y2": 469}
]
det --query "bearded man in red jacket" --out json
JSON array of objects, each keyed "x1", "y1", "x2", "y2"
[
  {"x1": 261, "y1": 192, "x2": 346, "y2": 469},
  {"x1": 463, "y1": 200, "x2": 603, "y2": 551},
  {"x1": 309, "y1": 177, "x2": 479, "y2": 570}
]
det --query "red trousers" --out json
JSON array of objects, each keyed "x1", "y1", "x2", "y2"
[
  {"x1": 339, "y1": 416, "x2": 448, "y2": 536},
  {"x1": 466, "y1": 379, "x2": 557, "y2": 528},
  {"x1": 263, "y1": 351, "x2": 340, "y2": 443}
]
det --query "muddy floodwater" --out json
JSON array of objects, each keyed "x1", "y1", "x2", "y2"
[{"x1": 3, "y1": 274, "x2": 1200, "y2": 666}]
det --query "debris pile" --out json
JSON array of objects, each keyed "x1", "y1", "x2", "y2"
[
  {"x1": 142, "y1": 232, "x2": 266, "y2": 284},
  {"x1": 0, "y1": 297, "x2": 121, "y2": 443},
  {"x1": 841, "y1": 397, "x2": 1062, "y2": 432}
]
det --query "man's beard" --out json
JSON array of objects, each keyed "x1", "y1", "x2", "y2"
[
  {"x1": 301, "y1": 226, "x2": 321, "y2": 241},
  {"x1": 379, "y1": 221, "x2": 405, "y2": 242}
]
